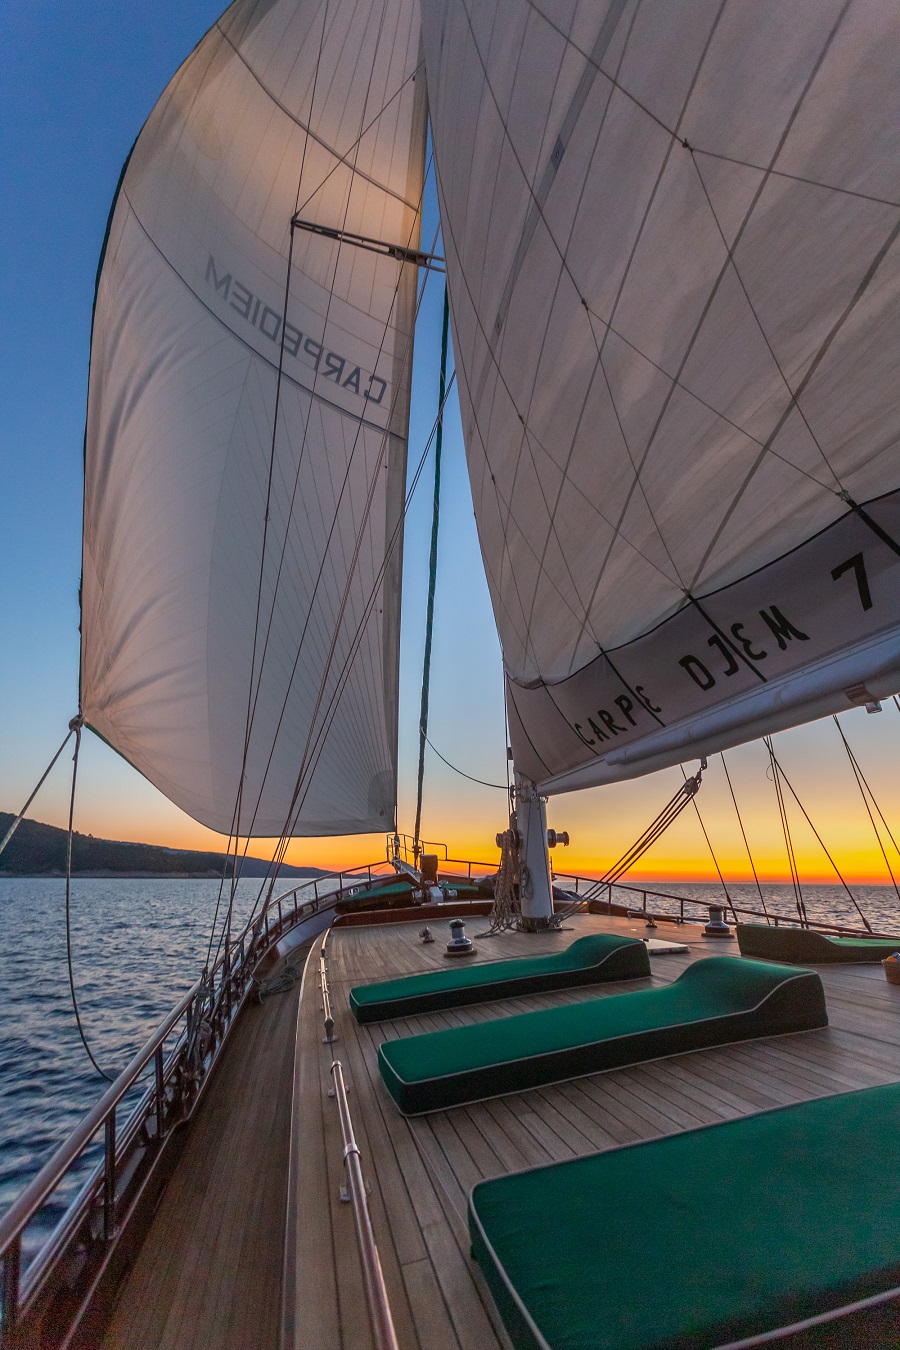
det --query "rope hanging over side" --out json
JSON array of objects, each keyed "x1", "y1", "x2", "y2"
[
  {"x1": 64, "y1": 716, "x2": 114, "y2": 1083},
  {"x1": 413, "y1": 284, "x2": 451, "y2": 858}
]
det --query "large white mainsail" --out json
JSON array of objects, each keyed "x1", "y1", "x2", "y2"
[
  {"x1": 422, "y1": 0, "x2": 900, "y2": 791},
  {"x1": 81, "y1": 0, "x2": 427, "y2": 835}
]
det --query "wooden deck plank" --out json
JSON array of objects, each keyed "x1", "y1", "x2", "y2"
[
  {"x1": 104, "y1": 906, "x2": 900, "y2": 1350},
  {"x1": 103, "y1": 953, "x2": 307, "y2": 1350}
]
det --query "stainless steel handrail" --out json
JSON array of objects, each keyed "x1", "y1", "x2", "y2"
[
  {"x1": 330, "y1": 1057, "x2": 399, "y2": 1350},
  {"x1": 0, "y1": 981, "x2": 198, "y2": 1257},
  {"x1": 0, "y1": 860, "x2": 387, "y2": 1348},
  {"x1": 552, "y1": 872, "x2": 890, "y2": 939},
  {"x1": 319, "y1": 944, "x2": 336, "y2": 1044}
]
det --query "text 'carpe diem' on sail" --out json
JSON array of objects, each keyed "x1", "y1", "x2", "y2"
[
  {"x1": 421, "y1": 0, "x2": 900, "y2": 793},
  {"x1": 80, "y1": 0, "x2": 427, "y2": 836}
]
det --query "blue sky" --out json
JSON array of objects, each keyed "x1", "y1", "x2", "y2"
[{"x1": 2, "y1": 3, "x2": 900, "y2": 887}]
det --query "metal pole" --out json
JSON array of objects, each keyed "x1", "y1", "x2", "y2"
[
  {"x1": 103, "y1": 1110, "x2": 116, "y2": 1242},
  {"x1": 1, "y1": 1237, "x2": 20, "y2": 1349},
  {"x1": 154, "y1": 1045, "x2": 166, "y2": 1141},
  {"x1": 330, "y1": 1061, "x2": 399, "y2": 1350}
]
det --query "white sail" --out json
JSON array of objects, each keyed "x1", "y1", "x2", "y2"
[
  {"x1": 422, "y1": 0, "x2": 900, "y2": 790},
  {"x1": 81, "y1": 0, "x2": 427, "y2": 835}
]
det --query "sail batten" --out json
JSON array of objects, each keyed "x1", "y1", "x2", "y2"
[
  {"x1": 421, "y1": 0, "x2": 900, "y2": 790},
  {"x1": 81, "y1": 0, "x2": 427, "y2": 837}
]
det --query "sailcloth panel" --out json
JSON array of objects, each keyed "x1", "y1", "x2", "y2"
[
  {"x1": 422, "y1": 0, "x2": 900, "y2": 789},
  {"x1": 81, "y1": 0, "x2": 426, "y2": 835}
]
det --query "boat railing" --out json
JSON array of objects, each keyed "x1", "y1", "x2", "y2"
[
  {"x1": 551, "y1": 874, "x2": 894, "y2": 940},
  {"x1": 318, "y1": 940, "x2": 399, "y2": 1350},
  {"x1": 0, "y1": 861, "x2": 387, "y2": 1350},
  {"x1": 386, "y1": 832, "x2": 449, "y2": 866}
]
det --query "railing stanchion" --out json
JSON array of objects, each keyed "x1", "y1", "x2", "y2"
[
  {"x1": 103, "y1": 1110, "x2": 116, "y2": 1243},
  {"x1": 155, "y1": 1045, "x2": 165, "y2": 1141},
  {"x1": 2, "y1": 1235, "x2": 21, "y2": 1349}
]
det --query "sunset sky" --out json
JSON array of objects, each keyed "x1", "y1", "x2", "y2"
[{"x1": 2, "y1": 3, "x2": 900, "y2": 890}]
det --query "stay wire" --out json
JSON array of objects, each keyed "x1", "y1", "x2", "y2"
[
  {"x1": 577, "y1": 767, "x2": 704, "y2": 905},
  {"x1": 832, "y1": 715, "x2": 900, "y2": 902},
  {"x1": 413, "y1": 284, "x2": 451, "y2": 851},
  {"x1": 0, "y1": 724, "x2": 75, "y2": 860},
  {"x1": 212, "y1": 231, "x2": 445, "y2": 963},
  {"x1": 257, "y1": 373, "x2": 461, "y2": 905},
  {"x1": 65, "y1": 718, "x2": 114, "y2": 1083},
  {"x1": 210, "y1": 366, "x2": 459, "y2": 964},
  {"x1": 720, "y1": 751, "x2": 769, "y2": 921},
  {"x1": 680, "y1": 763, "x2": 732, "y2": 908},
  {"x1": 765, "y1": 736, "x2": 806, "y2": 924}
]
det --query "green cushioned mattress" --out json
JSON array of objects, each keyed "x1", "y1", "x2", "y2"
[
  {"x1": 737, "y1": 922, "x2": 900, "y2": 963},
  {"x1": 350, "y1": 934, "x2": 651, "y2": 1023},
  {"x1": 377, "y1": 957, "x2": 826, "y2": 1114},
  {"x1": 470, "y1": 1081, "x2": 900, "y2": 1350}
]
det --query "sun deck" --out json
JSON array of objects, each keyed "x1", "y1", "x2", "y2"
[{"x1": 103, "y1": 911, "x2": 900, "y2": 1350}]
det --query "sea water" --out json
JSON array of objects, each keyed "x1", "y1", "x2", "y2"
[
  {"x1": 0, "y1": 875, "x2": 318, "y2": 1249},
  {"x1": 1, "y1": 876, "x2": 899, "y2": 1239}
]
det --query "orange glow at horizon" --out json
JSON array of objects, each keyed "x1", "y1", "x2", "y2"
[{"x1": 14, "y1": 709, "x2": 900, "y2": 893}]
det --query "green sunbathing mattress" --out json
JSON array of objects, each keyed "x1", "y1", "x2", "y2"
[
  {"x1": 469, "y1": 1081, "x2": 900, "y2": 1350},
  {"x1": 737, "y1": 922, "x2": 900, "y2": 963},
  {"x1": 350, "y1": 934, "x2": 651, "y2": 1023},
  {"x1": 377, "y1": 957, "x2": 826, "y2": 1115}
]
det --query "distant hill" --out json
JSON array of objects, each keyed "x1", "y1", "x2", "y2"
[{"x1": 0, "y1": 813, "x2": 328, "y2": 879}]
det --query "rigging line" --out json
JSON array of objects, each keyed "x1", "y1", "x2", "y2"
[
  {"x1": 215, "y1": 24, "x2": 422, "y2": 212},
  {"x1": 216, "y1": 200, "x2": 441, "y2": 918},
  {"x1": 577, "y1": 2, "x2": 851, "y2": 615},
  {"x1": 832, "y1": 715, "x2": 900, "y2": 901},
  {"x1": 0, "y1": 724, "x2": 75, "y2": 859},
  {"x1": 449, "y1": 0, "x2": 702, "y2": 660},
  {"x1": 423, "y1": 734, "x2": 508, "y2": 792},
  {"x1": 486, "y1": 7, "x2": 645, "y2": 658},
  {"x1": 414, "y1": 285, "x2": 451, "y2": 850},
  {"x1": 212, "y1": 0, "x2": 334, "y2": 967},
  {"x1": 771, "y1": 739, "x2": 874, "y2": 928},
  {"x1": 689, "y1": 146, "x2": 900, "y2": 213},
  {"x1": 231, "y1": 392, "x2": 459, "y2": 949},
  {"x1": 688, "y1": 146, "x2": 844, "y2": 497},
  {"x1": 64, "y1": 718, "x2": 113, "y2": 1083},
  {"x1": 765, "y1": 735, "x2": 806, "y2": 924},
  {"x1": 721, "y1": 751, "x2": 769, "y2": 921},
  {"x1": 840, "y1": 494, "x2": 900, "y2": 560},
  {"x1": 689, "y1": 207, "x2": 900, "y2": 590},
  {"x1": 679, "y1": 763, "x2": 732, "y2": 907},
  {"x1": 215, "y1": 0, "x2": 408, "y2": 953},
  {"x1": 580, "y1": 769, "x2": 704, "y2": 897},
  {"x1": 430, "y1": 153, "x2": 675, "y2": 678},
  {"x1": 258, "y1": 375, "x2": 462, "y2": 904},
  {"x1": 767, "y1": 739, "x2": 872, "y2": 930},
  {"x1": 212, "y1": 373, "x2": 459, "y2": 957},
  {"x1": 581, "y1": 302, "x2": 837, "y2": 493},
  {"x1": 226, "y1": 123, "x2": 437, "y2": 880}
]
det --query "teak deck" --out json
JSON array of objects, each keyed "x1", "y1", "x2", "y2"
[{"x1": 104, "y1": 911, "x2": 900, "y2": 1350}]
